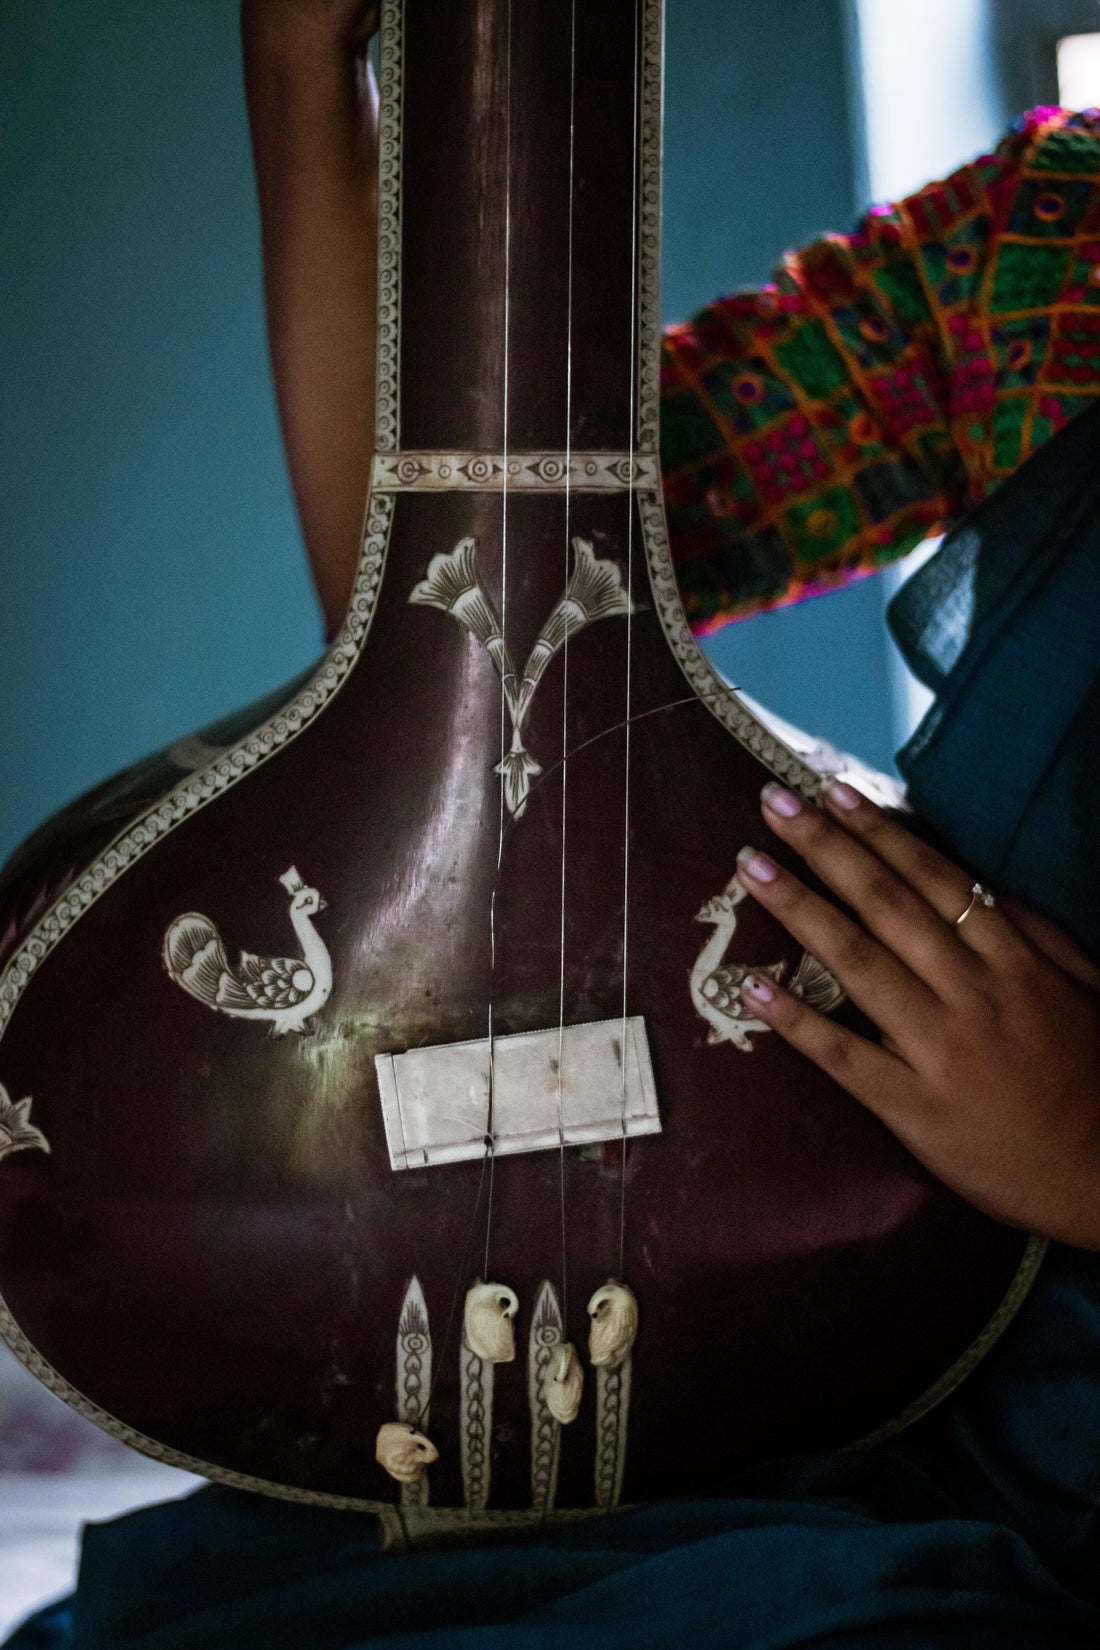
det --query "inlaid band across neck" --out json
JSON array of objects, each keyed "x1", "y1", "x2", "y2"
[{"x1": 371, "y1": 451, "x2": 661, "y2": 491}]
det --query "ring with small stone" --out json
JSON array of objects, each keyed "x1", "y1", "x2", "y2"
[{"x1": 955, "y1": 882, "x2": 996, "y2": 926}]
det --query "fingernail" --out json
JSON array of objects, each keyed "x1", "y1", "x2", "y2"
[
  {"x1": 741, "y1": 974, "x2": 774, "y2": 1003},
  {"x1": 761, "y1": 782, "x2": 802, "y2": 818},
  {"x1": 825, "y1": 779, "x2": 862, "y2": 811},
  {"x1": 736, "y1": 846, "x2": 778, "y2": 883}
]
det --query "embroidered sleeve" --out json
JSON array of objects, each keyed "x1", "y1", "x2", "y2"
[{"x1": 661, "y1": 109, "x2": 1100, "y2": 635}]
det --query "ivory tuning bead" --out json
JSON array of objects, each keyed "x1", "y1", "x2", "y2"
[
  {"x1": 587, "y1": 1280, "x2": 638, "y2": 1368},
  {"x1": 375, "y1": 1421, "x2": 439, "y2": 1484},
  {"x1": 463, "y1": 1280, "x2": 519, "y2": 1363},
  {"x1": 544, "y1": 1340, "x2": 584, "y2": 1424}
]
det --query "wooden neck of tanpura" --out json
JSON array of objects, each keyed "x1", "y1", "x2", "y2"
[{"x1": 383, "y1": 0, "x2": 654, "y2": 459}]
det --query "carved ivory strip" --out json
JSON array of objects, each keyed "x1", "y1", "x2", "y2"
[
  {"x1": 459, "y1": 1340, "x2": 493, "y2": 1513},
  {"x1": 395, "y1": 1277, "x2": 432, "y2": 1509},
  {"x1": 372, "y1": 451, "x2": 661, "y2": 491},
  {"x1": 374, "y1": 1017, "x2": 660, "y2": 1172},
  {"x1": 594, "y1": 1357, "x2": 632, "y2": 1511},
  {"x1": 529, "y1": 1281, "x2": 565, "y2": 1514}
]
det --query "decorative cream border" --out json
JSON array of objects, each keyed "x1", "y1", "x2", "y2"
[
  {"x1": 635, "y1": 0, "x2": 663, "y2": 456},
  {"x1": 853, "y1": 1232, "x2": 1048, "y2": 1449},
  {"x1": 374, "y1": 0, "x2": 404, "y2": 453},
  {"x1": 637, "y1": 490, "x2": 824, "y2": 797},
  {"x1": 0, "y1": 0, "x2": 1045, "y2": 1512},
  {"x1": 372, "y1": 450, "x2": 660, "y2": 491}
]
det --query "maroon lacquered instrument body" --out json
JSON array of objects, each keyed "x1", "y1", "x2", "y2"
[{"x1": 0, "y1": 0, "x2": 1035, "y2": 1536}]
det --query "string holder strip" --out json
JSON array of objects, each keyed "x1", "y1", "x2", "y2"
[{"x1": 371, "y1": 451, "x2": 660, "y2": 492}]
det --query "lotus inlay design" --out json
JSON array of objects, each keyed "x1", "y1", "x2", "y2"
[
  {"x1": 0, "y1": 1085, "x2": 50, "y2": 1165},
  {"x1": 410, "y1": 536, "x2": 637, "y2": 817}
]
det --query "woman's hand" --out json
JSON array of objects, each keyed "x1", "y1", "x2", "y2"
[{"x1": 734, "y1": 779, "x2": 1100, "y2": 1249}]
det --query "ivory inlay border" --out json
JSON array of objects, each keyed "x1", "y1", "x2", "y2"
[
  {"x1": 636, "y1": 487, "x2": 823, "y2": 797},
  {"x1": 374, "y1": 0, "x2": 404, "y2": 452},
  {"x1": 854, "y1": 1232, "x2": 1049, "y2": 1449},
  {"x1": 371, "y1": 451, "x2": 660, "y2": 492},
  {"x1": 636, "y1": 0, "x2": 662, "y2": 455}
]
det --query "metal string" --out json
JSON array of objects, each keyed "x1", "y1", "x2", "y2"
[
  {"x1": 554, "y1": 0, "x2": 580, "y2": 1334},
  {"x1": 618, "y1": 0, "x2": 643, "y2": 1285},
  {"x1": 483, "y1": 0, "x2": 515, "y2": 1282},
  {"x1": 481, "y1": 0, "x2": 645, "y2": 1317},
  {"x1": 418, "y1": 1145, "x2": 492, "y2": 1424}
]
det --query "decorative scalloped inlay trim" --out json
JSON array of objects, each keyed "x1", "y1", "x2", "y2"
[
  {"x1": 636, "y1": 0, "x2": 662, "y2": 456},
  {"x1": 854, "y1": 1233, "x2": 1049, "y2": 1449},
  {"x1": 0, "y1": 1295, "x2": 386, "y2": 1513},
  {"x1": 637, "y1": 490, "x2": 823, "y2": 795},
  {"x1": 372, "y1": 451, "x2": 660, "y2": 491},
  {"x1": 374, "y1": 0, "x2": 404, "y2": 452}
]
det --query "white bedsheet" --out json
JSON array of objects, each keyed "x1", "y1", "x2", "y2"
[
  {"x1": 0, "y1": 1344, "x2": 201, "y2": 1640},
  {"x1": 0, "y1": 1464, "x2": 201, "y2": 1641}
]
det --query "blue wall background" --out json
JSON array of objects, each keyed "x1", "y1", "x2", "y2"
[
  {"x1": 2, "y1": 0, "x2": 905, "y2": 862},
  {"x1": 1, "y1": 0, "x2": 316, "y2": 862},
  {"x1": 662, "y1": 0, "x2": 899, "y2": 772}
]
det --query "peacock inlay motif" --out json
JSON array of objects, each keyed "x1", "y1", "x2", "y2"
[
  {"x1": 690, "y1": 877, "x2": 845, "y2": 1052},
  {"x1": 162, "y1": 866, "x2": 332, "y2": 1036}
]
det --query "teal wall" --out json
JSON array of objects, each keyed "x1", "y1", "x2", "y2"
[
  {"x1": 0, "y1": 0, "x2": 317, "y2": 862},
  {"x1": 1, "y1": 0, "x2": 891, "y2": 865},
  {"x1": 662, "y1": 0, "x2": 897, "y2": 773}
]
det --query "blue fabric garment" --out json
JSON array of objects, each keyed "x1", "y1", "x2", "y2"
[{"x1": 889, "y1": 397, "x2": 1100, "y2": 962}]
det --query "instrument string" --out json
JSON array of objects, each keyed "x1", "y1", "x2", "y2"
[
  {"x1": 618, "y1": 0, "x2": 643, "y2": 1285},
  {"x1": 525, "y1": 695, "x2": 715, "y2": 788},
  {"x1": 484, "y1": 0, "x2": 515, "y2": 1282},
  {"x1": 555, "y1": 0, "x2": 579, "y2": 1332},
  {"x1": 420, "y1": 1145, "x2": 492, "y2": 1424},
  {"x1": 484, "y1": 892, "x2": 497, "y2": 1279}
]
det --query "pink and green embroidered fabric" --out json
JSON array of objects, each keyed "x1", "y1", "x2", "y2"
[{"x1": 661, "y1": 108, "x2": 1100, "y2": 635}]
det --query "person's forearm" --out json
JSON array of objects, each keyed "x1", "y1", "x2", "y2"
[{"x1": 241, "y1": 2, "x2": 378, "y2": 638}]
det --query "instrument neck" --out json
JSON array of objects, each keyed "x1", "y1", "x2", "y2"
[{"x1": 379, "y1": 0, "x2": 658, "y2": 461}]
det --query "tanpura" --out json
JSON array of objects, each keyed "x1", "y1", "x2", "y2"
[{"x1": 0, "y1": 0, "x2": 1037, "y2": 1543}]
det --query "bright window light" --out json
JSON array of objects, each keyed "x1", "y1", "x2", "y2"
[{"x1": 1057, "y1": 34, "x2": 1100, "y2": 109}]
